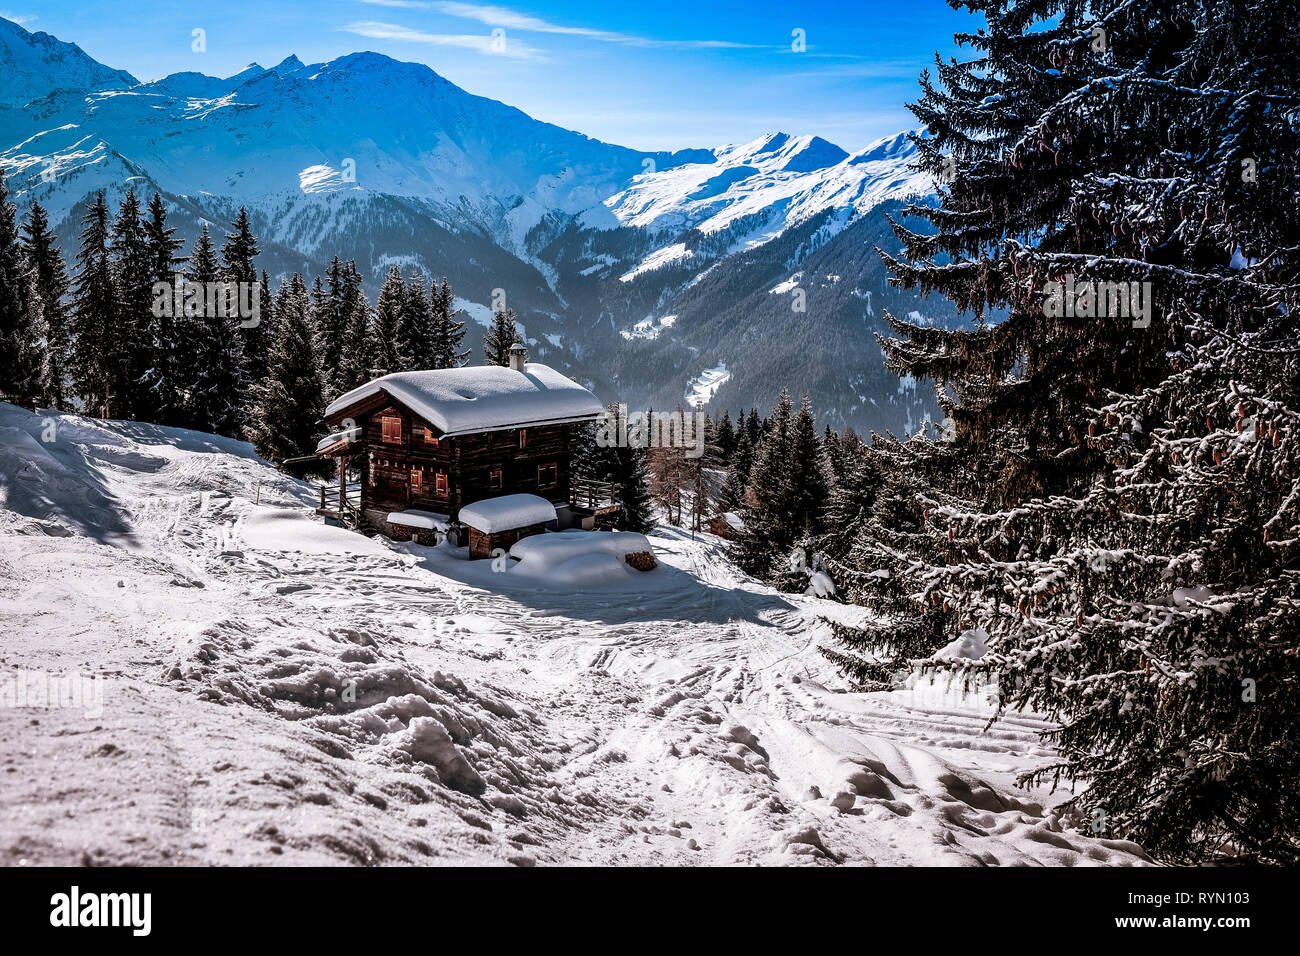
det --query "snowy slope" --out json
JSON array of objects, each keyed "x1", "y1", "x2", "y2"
[{"x1": 0, "y1": 402, "x2": 1149, "y2": 866}]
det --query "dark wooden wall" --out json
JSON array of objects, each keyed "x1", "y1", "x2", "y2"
[{"x1": 353, "y1": 401, "x2": 578, "y2": 518}]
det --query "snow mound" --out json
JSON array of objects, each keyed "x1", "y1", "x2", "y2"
[
  {"x1": 508, "y1": 530, "x2": 655, "y2": 586},
  {"x1": 805, "y1": 570, "x2": 836, "y2": 598},
  {"x1": 459, "y1": 494, "x2": 556, "y2": 533},
  {"x1": 241, "y1": 507, "x2": 388, "y2": 555},
  {"x1": 934, "y1": 627, "x2": 989, "y2": 661}
]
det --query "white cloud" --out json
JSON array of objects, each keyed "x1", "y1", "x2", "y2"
[
  {"x1": 343, "y1": 20, "x2": 545, "y2": 59},
  {"x1": 362, "y1": 1, "x2": 765, "y2": 49},
  {"x1": 357, "y1": 0, "x2": 432, "y2": 8},
  {"x1": 0, "y1": 10, "x2": 37, "y2": 25}
]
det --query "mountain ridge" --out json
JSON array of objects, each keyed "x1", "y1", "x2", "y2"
[{"x1": 0, "y1": 15, "x2": 950, "y2": 434}]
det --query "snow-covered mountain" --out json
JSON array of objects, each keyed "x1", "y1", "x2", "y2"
[
  {"x1": 0, "y1": 15, "x2": 948, "y2": 432},
  {"x1": 0, "y1": 16, "x2": 136, "y2": 108},
  {"x1": 596, "y1": 130, "x2": 928, "y2": 267}
]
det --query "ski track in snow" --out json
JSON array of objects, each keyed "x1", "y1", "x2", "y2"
[{"x1": 0, "y1": 406, "x2": 1150, "y2": 866}]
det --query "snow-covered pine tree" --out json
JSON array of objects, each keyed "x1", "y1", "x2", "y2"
[
  {"x1": 182, "y1": 225, "x2": 244, "y2": 435},
  {"x1": 108, "y1": 190, "x2": 153, "y2": 420},
  {"x1": 335, "y1": 288, "x2": 376, "y2": 395},
  {"x1": 245, "y1": 272, "x2": 324, "y2": 474},
  {"x1": 482, "y1": 306, "x2": 522, "y2": 366},
  {"x1": 70, "y1": 191, "x2": 116, "y2": 416},
  {"x1": 396, "y1": 270, "x2": 434, "y2": 371},
  {"x1": 0, "y1": 172, "x2": 43, "y2": 404},
  {"x1": 573, "y1": 404, "x2": 657, "y2": 534},
  {"x1": 220, "y1": 207, "x2": 262, "y2": 398},
  {"x1": 370, "y1": 265, "x2": 406, "y2": 377},
  {"x1": 715, "y1": 417, "x2": 753, "y2": 515},
  {"x1": 20, "y1": 202, "x2": 69, "y2": 410},
  {"x1": 744, "y1": 408, "x2": 761, "y2": 449},
  {"x1": 822, "y1": 424, "x2": 845, "y2": 483},
  {"x1": 430, "y1": 277, "x2": 470, "y2": 369},
  {"x1": 825, "y1": 0, "x2": 1300, "y2": 863},
  {"x1": 714, "y1": 410, "x2": 736, "y2": 462},
  {"x1": 788, "y1": 397, "x2": 830, "y2": 537},
  {"x1": 734, "y1": 389, "x2": 795, "y2": 579},
  {"x1": 612, "y1": 443, "x2": 656, "y2": 534},
  {"x1": 141, "y1": 193, "x2": 184, "y2": 424},
  {"x1": 313, "y1": 258, "x2": 348, "y2": 395},
  {"x1": 819, "y1": 431, "x2": 949, "y2": 684}
]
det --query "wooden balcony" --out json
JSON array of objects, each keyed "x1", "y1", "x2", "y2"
[{"x1": 569, "y1": 478, "x2": 619, "y2": 512}]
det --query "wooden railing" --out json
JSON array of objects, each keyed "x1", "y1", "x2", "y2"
[
  {"x1": 570, "y1": 478, "x2": 619, "y2": 510},
  {"x1": 319, "y1": 484, "x2": 363, "y2": 519}
]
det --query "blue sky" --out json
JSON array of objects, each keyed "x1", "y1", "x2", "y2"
[{"x1": 2, "y1": 0, "x2": 972, "y2": 151}]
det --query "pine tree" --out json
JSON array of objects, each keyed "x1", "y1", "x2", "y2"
[
  {"x1": 824, "y1": 0, "x2": 1300, "y2": 863},
  {"x1": 371, "y1": 265, "x2": 405, "y2": 376},
  {"x1": 482, "y1": 306, "x2": 522, "y2": 366},
  {"x1": 245, "y1": 272, "x2": 324, "y2": 472},
  {"x1": 745, "y1": 407, "x2": 761, "y2": 449},
  {"x1": 141, "y1": 193, "x2": 184, "y2": 423},
  {"x1": 613, "y1": 444, "x2": 656, "y2": 534},
  {"x1": 335, "y1": 289, "x2": 376, "y2": 394},
  {"x1": 70, "y1": 191, "x2": 116, "y2": 416},
  {"x1": 314, "y1": 257, "x2": 348, "y2": 394},
  {"x1": 221, "y1": 207, "x2": 263, "y2": 396},
  {"x1": 396, "y1": 270, "x2": 434, "y2": 370},
  {"x1": 716, "y1": 419, "x2": 754, "y2": 514},
  {"x1": 788, "y1": 397, "x2": 830, "y2": 538},
  {"x1": 181, "y1": 225, "x2": 244, "y2": 434},
  {"x1": 734, "y1": 390, "x2": 795, "y2": 578},
  {"x1": 20, "y1": 203, "x2": 69, "y2": 410},
  {"x1": 0, "y1": 170, "x2": 43, "y2": 404},
  {"x1": 715, "y1": 410, "x2": 736, "y2": 462},
  {"x1": 572, "y1": 403, "x2": 656, "y2": 533},
  {"x1": 109, "y1": 189, "x2": 153, "y2": 419},
  {"x1": 430, "y1": 277, "x2": 470, "y2": 369}
]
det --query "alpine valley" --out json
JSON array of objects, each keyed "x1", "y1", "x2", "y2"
[{"x1": 0, "y1": 15, "x2": 954, "y2": 432}]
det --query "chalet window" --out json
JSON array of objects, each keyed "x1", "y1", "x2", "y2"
[
  {"x1": 423, "y1": 427, "x2": 439, "y2": 447},
  {"x1": 537, "y1": 462, "x2": 557, "y2": 490},
  {"x1": 381, "y1": 416, "x2": 402, "y2": 444},
  {"x1": 489, "y1": 468, "x2": 503, "y2": 491},
  {"x1": 519, "y1": 428, "x2": 527, "y2": 449},
  {"x1": 410, "y1": 469, "x2": 423, "y2": 494},
  {"x1": 434, "y1": 471, "x2": 449, "y2": 496}
]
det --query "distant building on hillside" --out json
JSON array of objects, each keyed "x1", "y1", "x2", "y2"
[{"x1": 314, "y1": 344, "x2": 618, "y2": 550}]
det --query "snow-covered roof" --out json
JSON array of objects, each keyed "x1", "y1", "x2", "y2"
[
  {"x1": 324, "y1": 364, "x2": 603, "y2": 437},
  {"x1": 315, "y1": 425, "x2": 360, "y2": 453},
  {"x1": 458, "y1": 494, "x2": 557, "y2": 533}
]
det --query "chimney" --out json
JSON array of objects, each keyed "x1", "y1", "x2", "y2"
[{"x1": 508, "y1": 342, "x2": 528, "y2": 371}]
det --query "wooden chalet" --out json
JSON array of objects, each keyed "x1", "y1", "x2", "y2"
[{"x1": 315, "y1": 345, "x2": 618, "y2": 548}]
